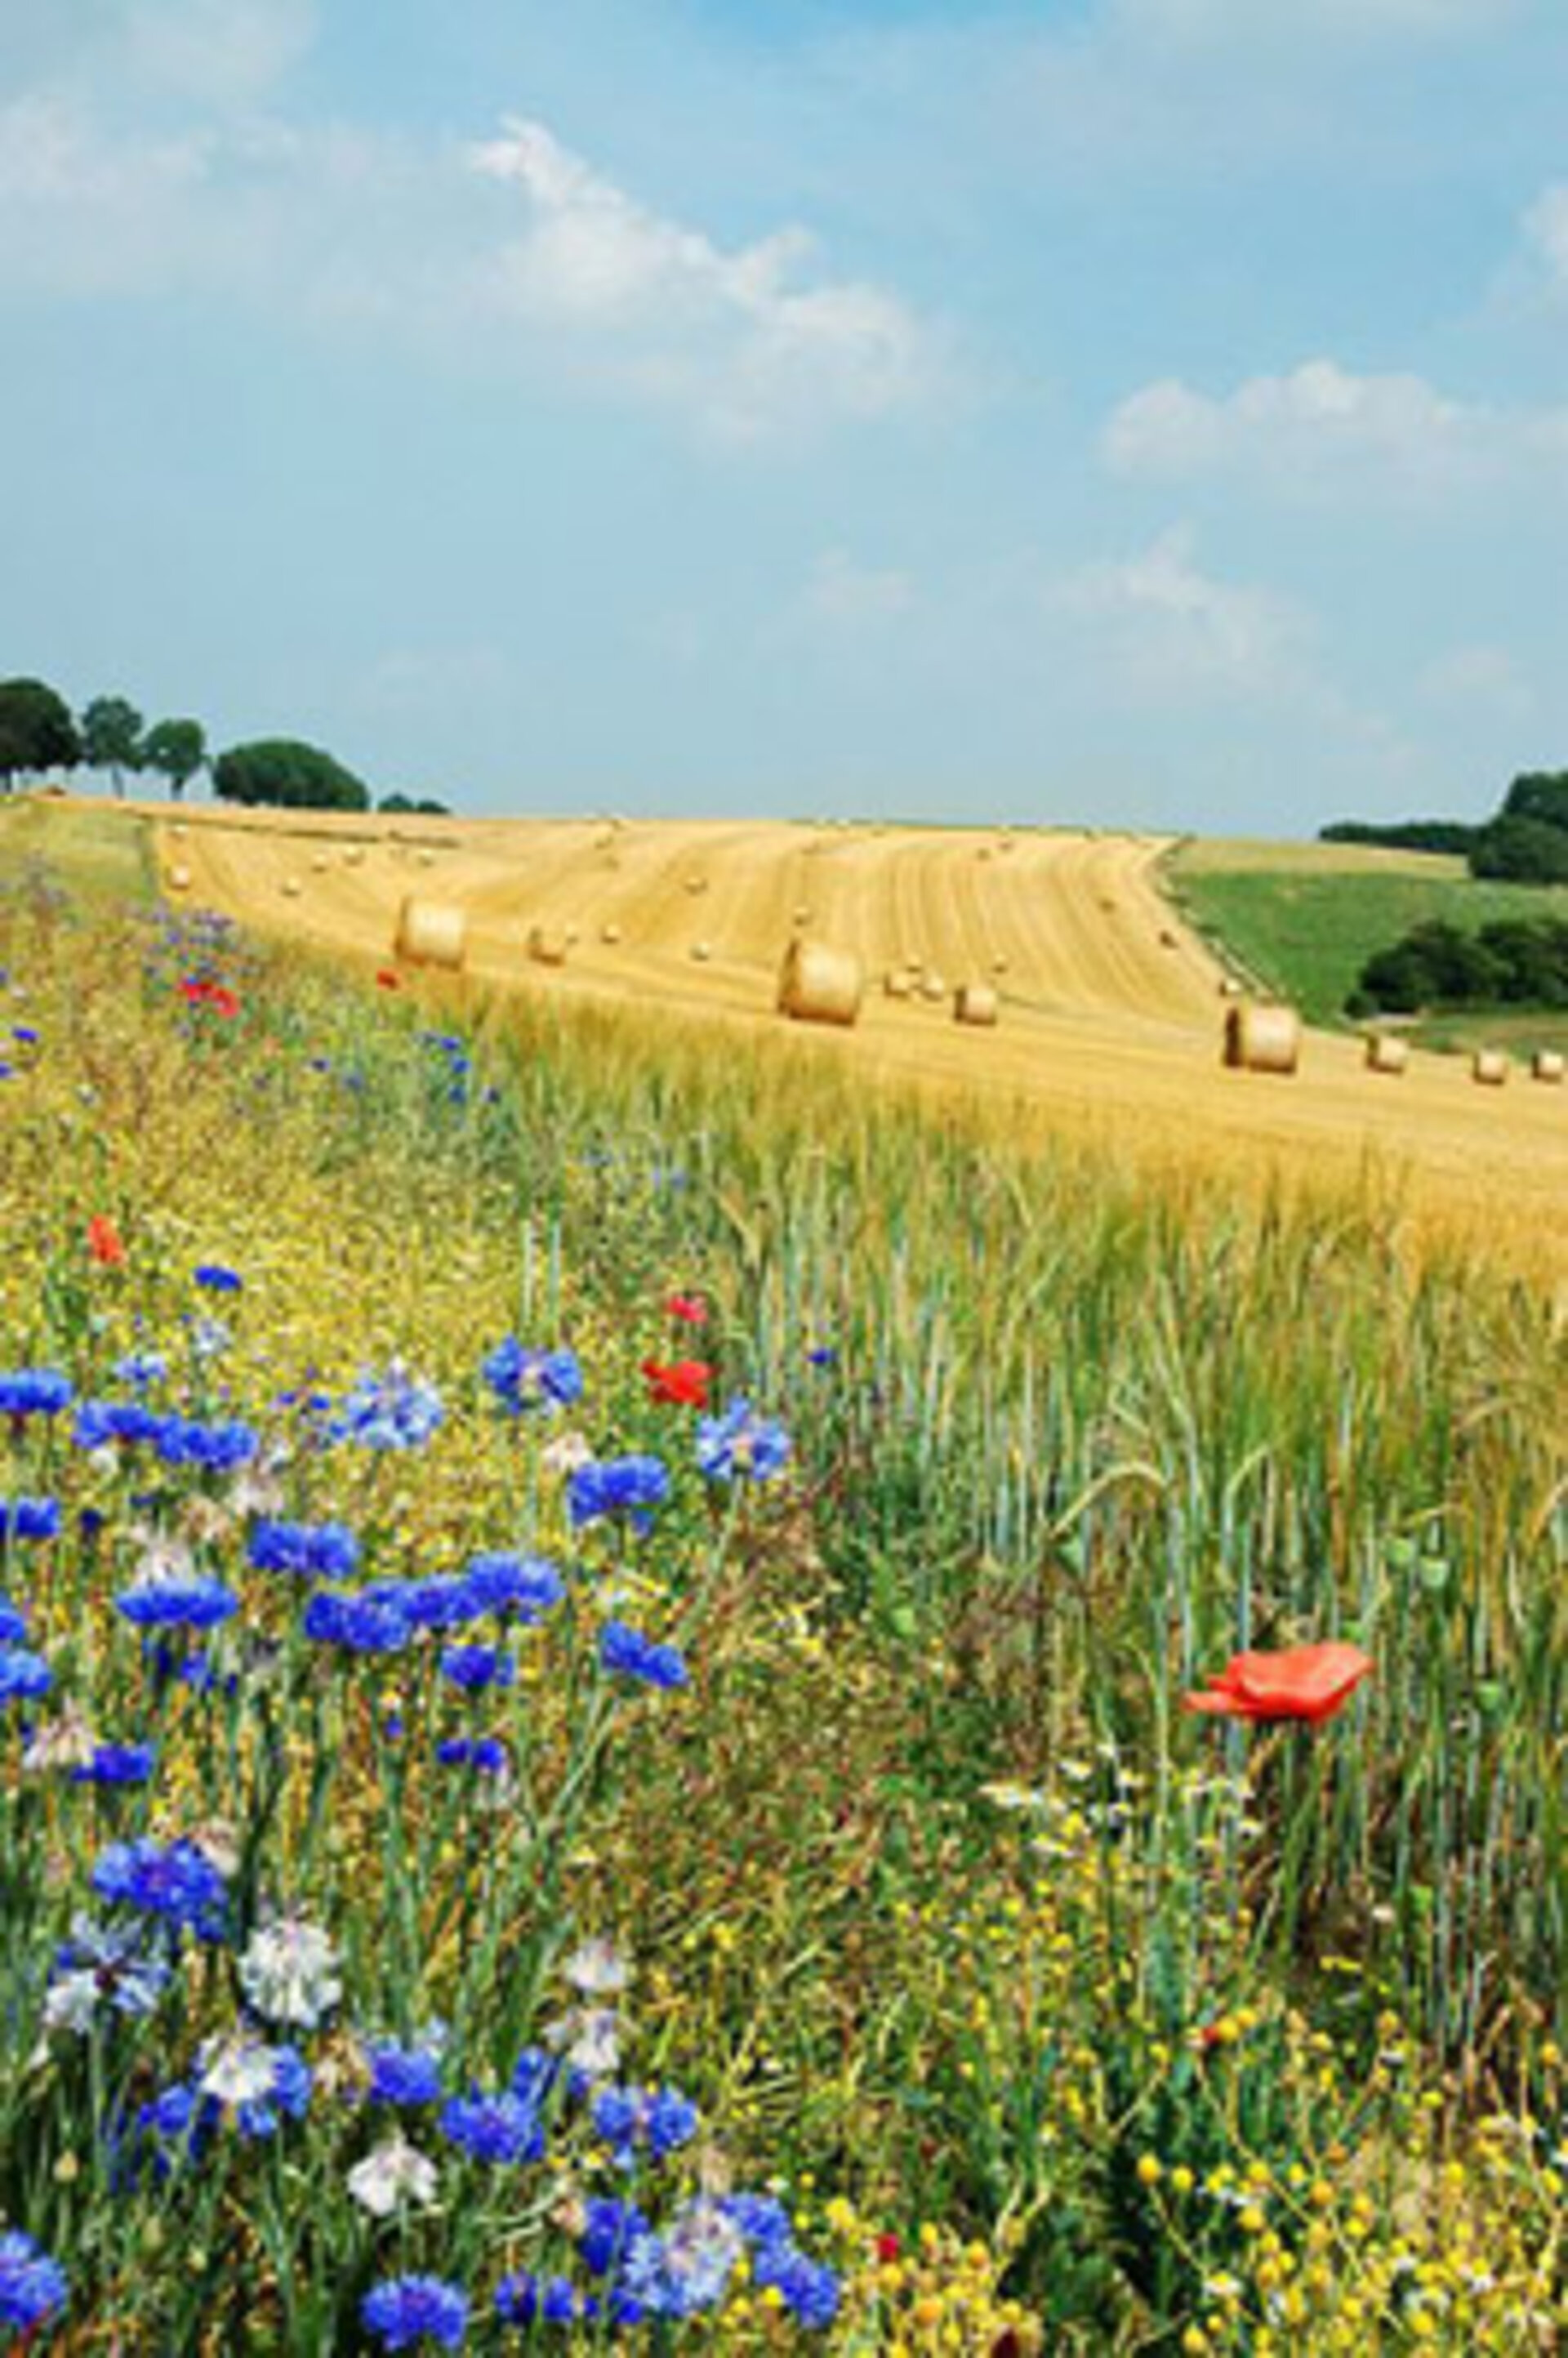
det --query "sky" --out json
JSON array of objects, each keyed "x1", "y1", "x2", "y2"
[{"x1": 2, "y1": 0, "x2": 1565, "y2": 832}]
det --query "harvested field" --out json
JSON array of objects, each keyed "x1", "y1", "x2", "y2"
[{"x1": 118, "y1": 800, "x2": 1568, "y2": 1277}]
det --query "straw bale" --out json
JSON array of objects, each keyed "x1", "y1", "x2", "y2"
[
  {"x1": 690, "y1": 941, "x2": 713, "y2": 963},
  {"x1": 991, "y1": 956, "x2": 1009, "y2": 976},
  {"x1": 1365, "y1": 1034, "x2": 1409, "y2": 1076},
  {"x1": 280, "y1": 876, "x2": 303, "y2": 898},
  {"x1": 955, "y1": 983, "x2": 1000, "y2": 1027},
  {"x1": 685, "y1": 875, "x2": 708, "y2": 896},
  {"x1": 394, "y1": 896, "x2": 467, "y2": 969},
  {"x1": 777, "y1": 938, "x2": 863, "y2": 1027},
  {"x1": 1218, "y1": 976, "x2": 1245, "y2": 1000},
  {"x1": 527, "y1": 925, "x2": 570, "y2": 967},
  {"x1": 343, "y1": 845, "x2": 366, "y2": 867},
  {"x1": 920, "y1": 972, "x2": 947, "y2": 1003},
  {"x1": 167, "y1": 865, "x2": 192, "y2": 893},
  {"x1": 1472, "y1": 1050, "x2": 1508, "y2": 1088},
  {"x1": 1531, "y1": 1050, "x2": 1565, "y2": 1084},
  {"x1": 311, "y1": 851, "x2": 332, "y2": 874},
  {"x1": 884, "y1": 970, "x2": 913, "y2": 999},
  {"x1": 600, "y1": 922, "x2": 622, "y2": 946},
  {"x1": 1223, "y1": 1003, "x2": 1300, "y2": 1076}
]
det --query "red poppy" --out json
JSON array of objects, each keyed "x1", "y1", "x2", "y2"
[
  {"x1": 1183, "y1": 1642, "x2": 1373, "y2": 1726},
  {"x1": 87, "y1": 1215, "x2": 127, "y2": 1268},
  {"x1": 641, "y1": 1358, "x2": 713, "y2": 1410},
  {"x1": 875, "y1": 2235, "x2": 901, "y2": 2266},
  {"x1": 665, "y1": 1293, "x2": 709, "y2": 1326},
  {"x1": 376, "y1": 969, "x2": 402, "y2": 990},
  {"x1": 180, "y1": 978, "x2": 240, "y2": 1019}
]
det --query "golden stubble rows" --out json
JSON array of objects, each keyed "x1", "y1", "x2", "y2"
[{"x1": 139, "y1": 801, "x2": 1568, "y2": 1283}]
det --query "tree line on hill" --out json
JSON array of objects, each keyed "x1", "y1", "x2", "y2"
[
  {"x1": 1323, "y1": 771, "x2": 1568, "y2": 883},
  {"x1": 1348, "y1": 917, "x2": 1568, "y2": 1015},
  {"x1": 0, "y1": 675, "x2": 448, "y2": 816}
]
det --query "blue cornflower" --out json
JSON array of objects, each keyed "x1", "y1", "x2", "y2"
[
  {"x1": 439, "y1": 1645, "x2": 514, "y2": 1692},
  {"x1": 0, "y1": 1594, "x2": 26, "y2": 1647},
  {"x1": 365, "y1": 2040, "x2": 444, "y2": 2108},
  {"x1": 73, "y1": 1399, "x2": 170, "y2": 1451},
  {"x1": 362, "y1": 2276, "x2": 469, "y2": 2351},
  {"x1": 568, "y1": 1455, "x2": 670, "y2": 1531},
  {"x1": 579, "y1": 2197, "x2": 650, "y2": 2276},
  {"x1": 0, "y1": 1369, "x2": 72, "y2": 1419},
  {"x1": 807, "y1": 1345, "x2": 838, "y2": 1368},
  {"x1": 113, "y1": 1348, "x2": 168, "y2": 1388},
  {"x1": 439, "y1": 2089, "x2": 544, "y2": 2164},
  {"x1": 696, "y1": 1397, "x2": 792, "y2": 1484},
  {"x1": 0, "y1": 1496, "x2": 61, "y2": 1542},
  {"x1": 482, "y1": 1339, "x2": 584, "y2": 1415},
  {"x1": 619, "y1": 2204, "x2": 743, "y2": 2320},
  {"x1": 722, "y1": 2193, "x2": 794, "y2": 2249},
  {"x1": 0, "y1": 1650, "x2": 52, "y2": 1709},
  {"x1": 194, "y1": 2036, "x2": 313, "y2": 2137},
  {"x1": 435, "y1": 1737, "x2": 508, "y2": 1776},
  {"x1": 154, "y1": 1416, "x2": 257, "y2": 1469},
  {"x1": 91, "y1": 1837, "x2": 229, "y2": 1941},
  {"x1": 590, "y1": 2083, "x2": 699, "y2": 2170},
  {"x1": 332, "y1": 1364, "x2": 443, "y2": 1451},
  {"x1": 247, "y1": 1519, "x2": 360, "y2": 1580},
  {"x1": 493, "y1": 2274, "x2": 586, "y2": 2328},
  {"x1": 69, "y1": 1742, "x2": 157, "y2": 1786},
  {"x1": 45, "y1": 1914, "x2": 171, "y2": 2031},
  {"x1": 0, "y1": 2229, "x2": 68, "y2": 2335},
  {"x1": 115, "y1": 1572, "x2": 238, "y2": 1630},
  {"x1": 599, "y1": 1621, "x2": 689, "y2": 1692},
  {"x1": 382, "y1": 1576, "x2": 481, "y2": 1632},
  {"x1": 754, "y1": 2244, "x2": 841, "y2": 2329},
  {"x1": 193, "y1": 1264, "x2": 243, "y2": 1293},
  {"x1": 11, "y1": 1025, "x2": 38, "y2": 1045},
  {"x1": 461, "y1": 1553, "x2": 564, "y2": 1620},
  {"x1": 303, "y1": 1589, "x2": 412, "y2": 1655}
]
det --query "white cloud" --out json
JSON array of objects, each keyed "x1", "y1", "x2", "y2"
[
  {"x1": 804, "y1": 549, "x2": 915, "y2": 628},
  {"x1": 1104, "y1": 359, "x2": 1568, "y2": 498},
  {"x1": 1418, "y1": 644, "x2": 1535, "y2": 719},
  {"x1": 1051, "y1": 526, "x2": 1304, "y2": 699},
  {"x1": 121, "y1": 0, "x2": 316, "y2": 108},
  {"x1": 1523, "y1": 183, "x2": 1568, "y2": 288},
  {"x1": 466, "y1": 118, "x2": 938, "y2": 439}
]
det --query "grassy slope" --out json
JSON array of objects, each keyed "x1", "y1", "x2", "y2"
[{"x1": 1167, "y1": 836, "x2": 1568, "y2": 1050}]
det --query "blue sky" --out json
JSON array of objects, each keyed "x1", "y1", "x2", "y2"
[{"x1": 2, "y1": 0, "x2": 1565, "y2": 831}]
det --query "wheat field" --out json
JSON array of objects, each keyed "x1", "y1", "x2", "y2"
[{"x1": 136, "y1": 800, "x2": 1568, "y2": 1277}]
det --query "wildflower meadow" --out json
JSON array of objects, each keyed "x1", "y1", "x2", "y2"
[{"x1": 1, "y1": 811, "x2": 1566, "y2": 2352}]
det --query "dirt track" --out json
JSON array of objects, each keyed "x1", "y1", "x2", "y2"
[{"x1": 143, "y1": 803, "x2": 1568, "y2": 1277}]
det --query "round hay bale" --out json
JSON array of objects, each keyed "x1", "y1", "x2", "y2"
[
  {"x1": 564, "y1": 924, "x2": 581, "y2": 947},
  {"x1": 1223, "y1": 1004, "x2": 1300, "y2": 1076},
  {"x1": 528, "y1": 924, "x2": 570, "y2": 968},
  {"x1": 690, "y1": 940, "x2": 713, "y2": 964},
  {"x1": 417, "y1": 849, "x2": 438, "y2": 869},
  {"x1": 1472, "y1": 1050, "x2": 1508, "y2": 1088},
  {"x1": 777, "y1": 938, "x2": 863, "y2": 1028},
  {"x1": 955, "y1": 983, "x2": 1000, "y2": 1027},
  {"x1": 1531, "y1": 1049, "x2": 1565, "y2": 1084},
  {"x1": 280, "y1": 876, "x2": 303, "y2": 899},
  {"x1": 169, "y1": 822, "x2": 188, "y2": 840},
  {"x1": 920, "y1": 971, "x2": 947, "y2": 1004},
  {"x1": 792, "y1": 905, "x2": 813, "y2": 927},
  {"x1": 1365, "y1": 1034, "x2": 1409, "y2": 1076},
  {"x1": 685, "y1": 874, "x2": 708, "y2": 897},
  {"x1": 884, "y1": 969, "x2": 913, "y2": 999},
  {"x1": 394, "y1": 896, "x2": 467, "y2": 970},
  {"x1": 166, "y1": 864, "x2": 192, "y2": 894},
  {"x1": 991, "y1": 956, "x2": 1009, "y2": 977},
  {"x1": 343, "y1": 845, "x2": 366, "y2": 867},
  {"x1": 1218, "y1": 976, "x2": 1245, "y2": 1001},
  {"x1": 311, "y1": 851, "x2": 332, "y2": 874},
  {"x1": 600, "y1": 922, "x2": 622, "y2": 946}
]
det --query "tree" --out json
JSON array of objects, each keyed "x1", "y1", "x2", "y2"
[
  {"x1": 0, "y1": 678, "x2": 81, "y2": 792},
  {"x1": 141, "y1": 719, "x2": 207, "y2": 803},
  {"x1": 380, "y1": 791, "x2": 451, "y2": 816},
  {"x1": 1500, "y1": 771, "x2": 1568, "y2": 835},
  {"x1": 80, "y1": 696, "x2": 145, "y2": 799},
  {"x1": 1468, "y1": 814, "x2": 1568, "y2": 885},
  {"x1": 212, "y1": 738, "x2": 370, "y2": 813}
]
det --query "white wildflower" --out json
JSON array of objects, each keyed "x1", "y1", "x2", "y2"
[
  {"x1": 238, "y1": 1915, "x2": 343, "y2": 2029},
  {"x1": 348, "y1": 2135, "x2": 439, "y2": 2218}
]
